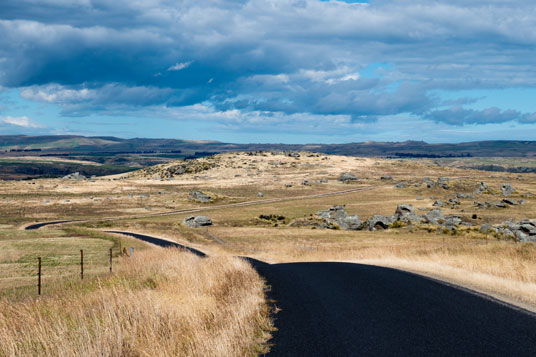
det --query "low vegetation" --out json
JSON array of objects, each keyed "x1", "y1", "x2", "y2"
[{"x1": 0, "y1": 248, "x2": 272, "y2": 356}]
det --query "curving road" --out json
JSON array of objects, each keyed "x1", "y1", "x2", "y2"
[
  {"x1": 249, "y1": 260, "x2": 536, "y2": 356},
  {"x1": 105, "y1": 231, "x2": 206, "y2": 257},
  {"x1": 101, "y1": 231, "x2": 536, "y2": 356}
]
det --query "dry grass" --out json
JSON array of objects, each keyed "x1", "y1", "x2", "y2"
[{"x1": 0, "y1": 248, "x2": 272, "y2": 356}]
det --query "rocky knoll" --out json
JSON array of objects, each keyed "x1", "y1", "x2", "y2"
[
  {"x1": 316, "y1": 205, "x2": 363, "y2": 230},
  {"x1": 486, "y1": 219, "x2": 536, "y2": 242}
]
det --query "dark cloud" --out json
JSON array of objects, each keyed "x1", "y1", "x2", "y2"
[{"x1": 1, "y1": 0, "x2": 536, "y2": 127}]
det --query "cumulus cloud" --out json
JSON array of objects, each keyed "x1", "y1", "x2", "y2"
[
  {"x1": 426, "y1": 107, "x2": 536, "y2": 126},
  {"x1": 1, "y1": 0, "x2": 536, "y2": 133},
  {"x1": 0, "y1": 115, "x2": 40, "y2": 128},
  {"x1": 168, "y1": 61, "x2": 192, "y2": 71}
]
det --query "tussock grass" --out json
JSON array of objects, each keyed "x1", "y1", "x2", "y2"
[{"x1": 0, "y1": 249, "x2": 272, "y2": 356}]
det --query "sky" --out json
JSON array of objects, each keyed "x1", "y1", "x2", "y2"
[{"x1": 1, "y1": 0, "x2": 536, "y2": 144}]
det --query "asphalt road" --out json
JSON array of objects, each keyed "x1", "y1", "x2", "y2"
[
  {"x1": 249, "y1": 260, "x2": 536, "y2": 356},
  {"x1": 105, "y1": 231, "x2": 206, "y2": 257},
  {"x1": 26, "y1": 228, "x2": 536, "y2": 356}
]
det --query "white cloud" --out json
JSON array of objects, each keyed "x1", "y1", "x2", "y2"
[
  {"x1": 0, "y1": 115, "x2": 40, "y2": 128},
  {"x1": 167, "y1": 61, "x2": 192, "y2": 71}
]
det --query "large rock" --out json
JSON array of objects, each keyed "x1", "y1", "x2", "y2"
[
  {"x1": 367, "y1": 215, "x2": 393, "y2": 231},
  {"x1": 393, "y1": 204, "x2": 423, "y2": 223},
  {"x1": 189, "y1": 190, "x2": 213, "y2": 203},
  {"x1": 63, "y1": 172, "x2": 86, "y2": 181},
  {"x1": 500, "y1": 183, "x2": 516, "y2": 196},
  {"x1": 474, "y1": 181, "x2": 489, "y2": 194},
  {"x1": 316, "y1": 205, "x2": 363, "y2": 230},
  {"x1": 339, "y1": 172, "x2": 357, "y2": 183},
  {"x1": 182, "y1": 216, "x2": 213, "y2": 228},
  {"x1": 424, "y1": 208, "x2": 445, "y2": 225}
]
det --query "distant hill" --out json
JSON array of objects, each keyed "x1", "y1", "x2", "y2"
[
  {"x1": 1, "y1": 135, "x2": 536, "y2": 158},
  {"x1": 1, "y1": 135, "x2": 535, "y2": 179}
]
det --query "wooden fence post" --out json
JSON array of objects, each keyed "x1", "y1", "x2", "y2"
[
  {"x1": 109, "y1": 248, "x2": 113, "y2": 274},
  {"x1": 37, "y1": 257, "x2": 41, "y2": 296},
  {"x1": 80, "y1": 249, "x2": 84, "y2": 280}
]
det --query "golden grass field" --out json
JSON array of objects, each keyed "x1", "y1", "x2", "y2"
[{"x1": 1, "y1": 151, "x2": 536, "y2": 355}]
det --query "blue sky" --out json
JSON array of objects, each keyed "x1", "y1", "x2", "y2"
[{"x1": 1, "y1": 0, "x2": 536, "y2": 144}]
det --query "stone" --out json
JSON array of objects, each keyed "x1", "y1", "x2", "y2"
[
  {"x1": 422, "y1": 177, "x2": 435, "y2": 188},
  {"x1": 302, "y1": 180, "x2": 311, "y2": 186},
  {"x1": 285, "y1": 184, "x2": 293, "y2": 188},
  {"x1": 316, "y1": 205, "x2": 363, "y2": 230},
  {"x1": 62, "y1": 172, "x2": 86, "y2": 181},
  {"x1": 381, "y1": 176, "x2": 393, "y2": 180},
  {"x1": 449, "y1": 197, "x2": 460, "y2": 204},
  {"x1": 394, "y1": 182, "x2": 408, "y2": 189},
  {"x1": 480, "y1": 224, "x2": 492, "y2": 233},
  {"x1": 502, "y1": 198, "x2": 517, "y2": 205},
  {"x1": 416, "y1": 196, "x2": 424, "y2": 200},
  {"x1": 474, "y1": 181, "x2": 489, "y2": 194},
  {"x1": 367, "y1": 215, "x2": 393, "y2": 231},
  {"x1": 393, "y1": 204, "x2": 423, "y2": 223},
  {"x1": 500, "y1": 183, "x2": 515, "y2": 196},
  {"x1": 182, "y1": 216, "x2": 213, "y2": 228},
  {"x1": 320, "y1": 178, "x2": 328, "y2": 183},
  {"x1": 258, "y1": 192, "x2": 264, "y2": 197},
  {"x1": 339, "y1": 172, "x2": 357, "y2": 183},
  {"x1": 494, "y1": 202, "x2": 507, "y2": 208},
  {"x1": 189, "y1": 190, "x2": 213, "y2": 203},
  {"x1": 432, "y1": 200, "x2": 445, "y2": 207},
  {"x1": 424, "y1": 208, "x2": 445, "y2": 225}
]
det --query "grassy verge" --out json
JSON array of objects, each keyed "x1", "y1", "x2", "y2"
[{"x1": 0, "y1": 248, "x2": 273, "y2": 356}]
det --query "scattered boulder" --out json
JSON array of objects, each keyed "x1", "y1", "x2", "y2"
[
  {"x1": 316, "y1": 205, "x2": 363, "y2": 230},
  {"x1": 500, "y1": 183, "x2": 515, "y2": 196},
  {"x1": 320, "y1": 178, "x2": 328, "y2": 183},
  {"x1": 474, "y1": 181, "x2": 489, "y2": 194},
  {"x1": 182, "y1": 216, "x2": 213, "y2": 228},
  {"x1": 433, "y1": 200, "x2": 445, "y2": 207},
  {"x1": 422, "y1": 177, "x2": 435, "y2": 188},
  {"x1": 394, "y1": 182, "x2": 408, "y2": 189},
  {"x1": 367, "y1": 215, "x2": 393, "y2": 231},
  {"x1": 339, "y1": 172, "x2": 357, "y2": 183},
  {"x1": 302, "y1": 180, "x2": 311, "y2": 186},
  {"x1": 189, "y1": 190, "x2": 213, "y2": 203},
  {"x1": 502, "y1": 198, "x2": 517, "y2": 206},
  {"x1": 424, "y1": 208, "x2": 445, "y2": 225},
  {"x1": 496, "y1": 219, "x2": 536, "y2": 242},
  {"x1": 381, "y1": 176, "x2": 393, "y2": 180},
  {"x1": 62, "y1": 172, "x2": 86, "y2": 181},
  {"x1": 448, "y1": 197, "x2": 460, "y2": 205},
  {"x1": 258, "y1": 192, "x2": 264, "y2": 197},
  {"x1": 479, "y1": 224, "x2": 492, "y2": 233},
  {"x1": 393, "y1": 204, "x2": 423, "y2": 223}
]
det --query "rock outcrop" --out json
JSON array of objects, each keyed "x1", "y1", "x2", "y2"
[
  {"x1": 182, "y1": 216, "x2": 213, "y2": 228},
  {"x1": 367, "y1": 215, "x2": 393, "y2": 231},
  {"x1": 316, "y1": 205, "x2": 363, "y2": 230},
  {"x1": 189, "y1": 190, "x2": 213, "y2": 203},
  {"x1": 501, "y1": 183, "x2": 515, "y2": 196},
  {"x1": 339, "y1": 173, "x2": 357, "y2": 183},
  {"x1": 474, "y1": 181, "x2": 490, "y2": 194}
]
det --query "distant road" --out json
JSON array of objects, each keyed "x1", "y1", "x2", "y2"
[
  {"x1": 105, "y1": 231, "x2": 206, "y2": 257},
  {"x1": 24, "y1": 186, "x2": 375, "y2": 230},
  {"x1": 88, "y1": 231, "x2": 536, "y2": 356}
]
